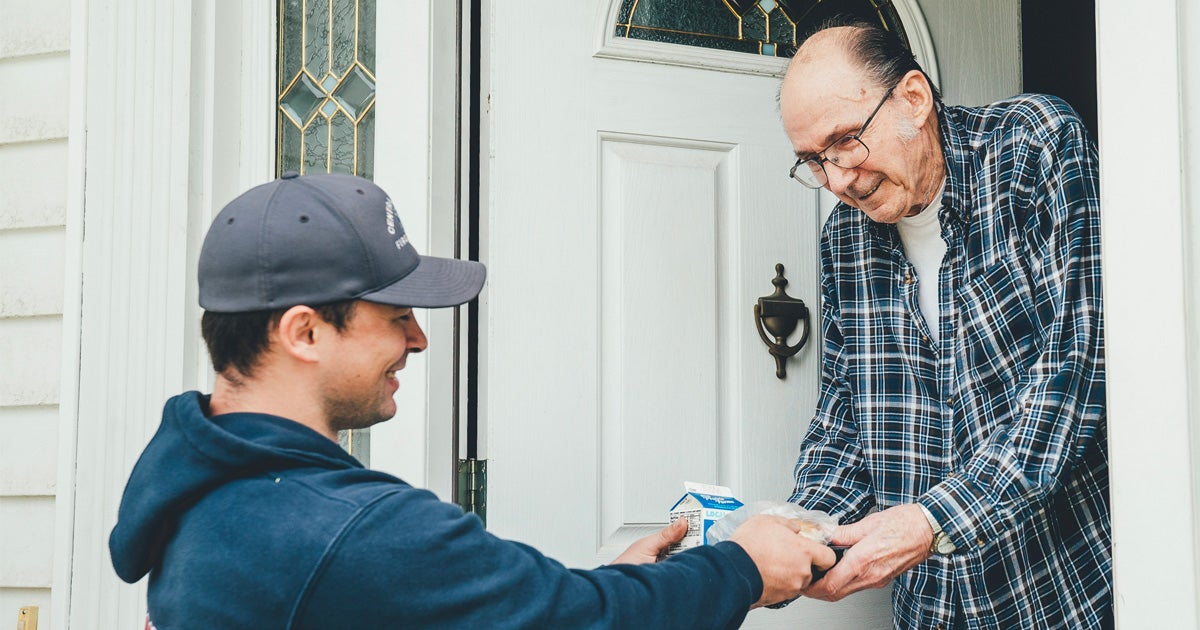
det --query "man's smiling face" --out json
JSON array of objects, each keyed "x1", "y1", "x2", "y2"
[{"x1": 780, "y1": 28, "x2": 941, "y2": 224}]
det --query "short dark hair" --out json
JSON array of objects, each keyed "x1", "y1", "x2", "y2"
[
  {"x1": 200, "y1": 300, "x2": 358, "y2": 378},
  {"x1": 801, "y1": 15, "x2": 942, "y2": 105}
]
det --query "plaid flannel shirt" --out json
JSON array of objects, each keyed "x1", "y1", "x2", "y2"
[{"x1": 790, "y1": 94, "x2": 1110, "y2": 629}]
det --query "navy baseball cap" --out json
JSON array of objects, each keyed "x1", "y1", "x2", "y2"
[{"x1": 198, "y1": 172, "x2": 486, "y2": 312}]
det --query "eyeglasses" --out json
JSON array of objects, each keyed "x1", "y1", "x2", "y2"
[{"x1": 788, "y1": 85, "x2": 896, "y2": 189}]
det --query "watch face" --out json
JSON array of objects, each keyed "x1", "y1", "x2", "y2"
[{"x1": 934, "y1": 533, "x2": 956, "y2": 555}]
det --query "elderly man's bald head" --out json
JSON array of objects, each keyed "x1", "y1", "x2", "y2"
[
  {"x1": 784, "y1": 22, "x2": 939, "y2": 102},
  {"x1": 777, "y1": 21, "x2": 945, "y2": 223}
]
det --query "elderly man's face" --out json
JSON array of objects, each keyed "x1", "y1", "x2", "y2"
[{"x1": 780, "y1": 38, "x2": 938, "y2": 223}]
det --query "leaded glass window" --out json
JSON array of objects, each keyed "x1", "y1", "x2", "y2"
[
  {"x1": 277, "y1": 0, "x2": 377, "y2": 465},
  {"x1": 614, "y1": 0, "x2": 910, "y2": 58},
  {"x1": 278, "y1": 0, "x2": 377, "y2": 179}
]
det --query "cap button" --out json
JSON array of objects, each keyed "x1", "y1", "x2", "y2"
[{"x1": 281, "y1": 170, "x2": 299, "y2": 180}]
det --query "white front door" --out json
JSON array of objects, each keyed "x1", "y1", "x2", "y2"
[{"x1": 483, "y1": 2, "x2": 896, "y2": 626}]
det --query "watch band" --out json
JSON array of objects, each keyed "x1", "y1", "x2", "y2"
[{"x1": 918, "y1": 503, "x2": 957, "y2": 556}]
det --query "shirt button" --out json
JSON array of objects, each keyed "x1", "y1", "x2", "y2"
[
  {"x1": 921, "y1": 335, "x2": 929, "y2": 343},
  {"x1": 905, "y1": 273, "x2": 913, "y2": 285},
  {"x1": 945, "y1": 397, "x2": 954, "y2": 406},
  {"x1": 977, "y1": 538, "x2": 985, "y2": 547}
]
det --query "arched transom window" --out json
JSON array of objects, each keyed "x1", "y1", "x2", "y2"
[{"x1": 614, "y1": 0, "x2": 911, "y2": 58}]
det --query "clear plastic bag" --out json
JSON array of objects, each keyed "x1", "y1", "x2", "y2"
[{"x1": 706, "y1": 500, "x2": 838, "y2": 545}]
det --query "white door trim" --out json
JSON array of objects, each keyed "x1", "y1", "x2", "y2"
[
  {"x1": 1096, "y1": 0, "x2": 1200, "y2": 626},
  {"x1": 368, "y1": 0, "x2": 462, "y2": 498}
]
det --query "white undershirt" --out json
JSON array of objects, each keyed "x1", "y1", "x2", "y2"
[{"x1": 897, "y1": 180, "x2": 948, "y2": 343}]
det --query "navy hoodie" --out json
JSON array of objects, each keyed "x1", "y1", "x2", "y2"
[{"x1": 109, "y1": 392, "x2": 764, "y2": 628}]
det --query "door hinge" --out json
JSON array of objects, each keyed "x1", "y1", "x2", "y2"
[{"x1": 456, "y1": 458, "x2": 487, "y2": 525}]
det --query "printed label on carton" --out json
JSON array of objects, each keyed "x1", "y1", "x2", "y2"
[{"x1": 666, "y1": 482, "x2": 743, "y2": 556}]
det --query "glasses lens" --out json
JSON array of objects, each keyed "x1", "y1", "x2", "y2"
[
  {"x1": 790, "y1": 159, "x2": 825, "y2": 188},
  {"x1": 826, "y1": 136, "x2": 869, "y2": 169}
]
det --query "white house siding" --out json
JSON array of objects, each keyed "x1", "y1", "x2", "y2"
[{"x1": 0, "y1": 0, "x2": 71, "y2": 625}]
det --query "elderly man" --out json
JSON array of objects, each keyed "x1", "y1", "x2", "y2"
[
  {"x1": 780, "y1": 19, "x2": 1109, "y2": 630},
  {"x1": 108, "y1": 172, "x2": 835, "y2": 628}
]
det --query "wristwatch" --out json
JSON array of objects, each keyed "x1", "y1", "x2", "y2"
[{"x1": 918, "y1": 503, "x2": 957, "y2": 556}]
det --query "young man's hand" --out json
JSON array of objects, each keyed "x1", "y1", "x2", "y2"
[
  {"x1": 729, "y1": 515, "x2": 838, "y2": 608},
  {"x1": 611, "y1": 517, "x2": 689, "y2": 565}
]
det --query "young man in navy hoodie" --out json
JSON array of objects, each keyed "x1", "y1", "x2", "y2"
[{"x1": 109, "y1": 172, "x2": 836, "y2": 629}]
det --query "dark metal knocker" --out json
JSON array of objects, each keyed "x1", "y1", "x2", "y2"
[{"x1": 754, "y1": 263, "x2": 811, "y2": 379}]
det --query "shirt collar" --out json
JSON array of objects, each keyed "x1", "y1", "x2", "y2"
[{"x1": 936, "y1": 104, "x2": 975, "y2": 229}]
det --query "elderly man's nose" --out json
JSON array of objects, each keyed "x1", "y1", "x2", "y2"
[{"x1": 824, "y1": 162, "x2": 857, "y2": 194}]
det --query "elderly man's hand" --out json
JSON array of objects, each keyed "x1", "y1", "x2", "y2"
[{"x1": 801, "y1": 504, "x2": 933, "y2": 601}]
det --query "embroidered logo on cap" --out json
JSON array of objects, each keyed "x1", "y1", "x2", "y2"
[
  {"x1": 384, "y1": 197, "x2": 410, "y2": 251},
  {"x1": 384, "y1": 198, "x2": 398, "y2": 235}
]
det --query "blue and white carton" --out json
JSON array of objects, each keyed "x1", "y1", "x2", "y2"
[{"x1": 666, "y1": 481, "x2": 743, "y2": 556}]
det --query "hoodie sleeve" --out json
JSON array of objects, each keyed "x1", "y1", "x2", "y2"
[{"x1": 288, "y1": 487, "x2": 761, "y2": 629}]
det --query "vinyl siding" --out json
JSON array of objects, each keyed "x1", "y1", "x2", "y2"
[{"x1": 0, "y1": 0, "x2": 70, "y2": 625}]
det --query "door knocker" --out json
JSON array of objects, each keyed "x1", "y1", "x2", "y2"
[{"x1": 754, "y1": 263, "x2": 810, "y2": 379}]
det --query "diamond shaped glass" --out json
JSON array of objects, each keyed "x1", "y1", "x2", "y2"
[
  {"x1": 333, "y1": 65, "x2": 377, "y2": 120},
  {"x1": 280, "y1": 73, "x2": 325, "y2": 127}
]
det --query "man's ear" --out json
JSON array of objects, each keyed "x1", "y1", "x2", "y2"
[
  {"x1": 274, "y1": 305, "x2": 323, "y2": 364},
  {"x1": 897, "y1": 68, "x2": 934, "y2": 123}
]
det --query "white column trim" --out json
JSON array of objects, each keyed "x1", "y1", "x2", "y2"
[
  {"x1": 1097, "y1": 0, "x2": 1198, "y2": 627},
  {"x1": 53, "y1": 1, "x2": 275, "y2": 626},
  {"x1": 56, "y1": 0, "x2": 195, "y2": 625},
  {"x1": 51, "y1": 0, "x2": 92, "y2": 624}
]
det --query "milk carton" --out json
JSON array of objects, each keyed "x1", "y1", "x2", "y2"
[{"x1": 666, "y1": 482, "x2": 743, "y2": 555}]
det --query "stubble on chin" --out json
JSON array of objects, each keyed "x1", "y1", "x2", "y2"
[{"x1": 322, "y1": 389, "x2": 393, "y2": 433}]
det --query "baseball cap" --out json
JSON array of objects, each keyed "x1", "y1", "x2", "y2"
[{"x1": 198, "y1": 172, "x2": 486, "y2": 312}]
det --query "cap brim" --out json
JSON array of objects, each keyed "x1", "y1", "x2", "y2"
[{"x1": 359, "y1": 255, "x2": 486, "y2": 308}]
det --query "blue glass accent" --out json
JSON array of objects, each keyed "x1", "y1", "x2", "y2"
[
  {"x1": 763, "y1": 43, "x2": 776, "y2": 56},
  {"x1": 321, "y1": 99, "x2": 338, "y2": 117},
  {"x1": 321, "y1": 75, "x2": 338, "y2": 92},
  {"x1": 759, "y1": 0, "x2": 778, "y2": 13}
]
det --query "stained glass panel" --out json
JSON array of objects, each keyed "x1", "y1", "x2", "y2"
[
  {"x1": 614, "y1": 0, "x2": 911, "y2": 58},
  {"x1": 356, "y1": 108, "x2": 375, "y2": 181},
  {"x1": 330, "y1": 112, "x2": 356, "y2": 174},
  {"x1": 304, "y1": 0, "x2": 331, "y2": 74},
  {"x1": 331, "y1": 0, "x2": 357, "y2": 77},
  {"x1": 277, "y1": 0, "x2": 378, "y2": 464}
]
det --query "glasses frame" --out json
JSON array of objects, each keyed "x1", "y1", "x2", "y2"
[{"x1": 789, "y1": 85, "x2": 897, "y2": 189}]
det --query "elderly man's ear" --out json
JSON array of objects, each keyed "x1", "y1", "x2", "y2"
[{"x1": 897, "y1": 69, "x2": 935, "y2": 121}]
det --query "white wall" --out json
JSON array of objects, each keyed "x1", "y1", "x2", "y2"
[{"x1": 0, "y1": 0, "x2": 71, "y2": 625}]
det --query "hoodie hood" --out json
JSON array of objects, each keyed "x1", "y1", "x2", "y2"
[{"x1": 109, "y1": 391, "x2": 360, "y2": 583}]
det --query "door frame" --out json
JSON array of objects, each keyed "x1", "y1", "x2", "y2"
[{"x1": 1096, "y1": 0, "x2": 1200, "y2": 626}]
